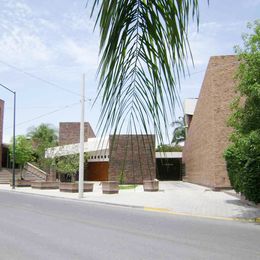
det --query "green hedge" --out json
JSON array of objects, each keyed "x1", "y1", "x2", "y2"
[
  {"x1": 224, "y1": 131, "x2": 260, "y2": 203},
  {"x1": 224, "y1": 21, "x2": 260, "y2": 204}
]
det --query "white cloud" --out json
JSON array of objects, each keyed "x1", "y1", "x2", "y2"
[
  {"x1": 63, "y1": 12, "x2": 96, "y2": 32},
  {"x1": 5, "y1": 0, "x2": 32, "y2": 17},
  {"x1": 0, "y1": 27, "x2": 55, "y2": 69},
  {"x1": 0, "y1": 0, "x2": 100, "y2": 73},
  {"x1": 199, "y1": 21, "x2": 245, "y2": 33},
  {"x1": 38, "y1": 18, "x2": 60, "y2": 31},
  {"x1": 241, "y1": 0, "x2": 260, "y2": 7},
  {"x1": 189, "y1": 32, "x2": 218, "y2": 66},
  {"x1": 61, "y1": 38, "x2": 99, "y2": 69},
  {"x1": 187, "y1": 21, "x2": 244, "y2": 68},
  {"x1": 0, "y1": 0, "x2": 57, "y2": 69}
]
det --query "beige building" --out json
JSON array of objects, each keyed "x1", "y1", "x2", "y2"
[{"x1": 182, "y1": 55, "x2": 239, "y2": 189}]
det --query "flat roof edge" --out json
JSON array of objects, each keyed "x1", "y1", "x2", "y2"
[{"x1": 156, "y1": 152, "x2": 182, "y2": 158}]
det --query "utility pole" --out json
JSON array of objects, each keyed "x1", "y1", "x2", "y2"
[
  {"x1": 0, "y1": 83, "x2": 16, "y2": 189},
  {"x1": 78, "y1": 74, "x2": 85, "y2": 198}
]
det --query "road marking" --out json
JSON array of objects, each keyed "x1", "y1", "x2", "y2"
[
  {"x1": 144, "y1": 207, "x2": 259, "y2": 223},
  {"x1": 144, "y1": 207, "x2": 170, "y2": 213}
]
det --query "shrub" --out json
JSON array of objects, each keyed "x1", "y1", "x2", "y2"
[
  {"x1": 156, "y1": 144, "x2": 183, "y2": 152},
  {"x1": 224, "y1": 21, "x2": 260, "y2": 203},
  {"x1": 225, "y1": 131, "x2": 260, "y2": 203}
]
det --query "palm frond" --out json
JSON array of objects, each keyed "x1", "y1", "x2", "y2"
[{"x1": 92, "y1": 0, "x2": 199, "y2": 143}]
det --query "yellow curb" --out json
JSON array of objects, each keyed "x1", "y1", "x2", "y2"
[
  {"x1": 144, "y1": 207, "x2": 171, "y2": 213},
  {"x1": 169, "y1": 211, "x2": 236, "y2": 222},
  {"x1": 144, "y1": 207, "x2": 259, "y2": 223}
]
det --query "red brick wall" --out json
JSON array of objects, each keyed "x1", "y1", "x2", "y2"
[
  {"x1": 59, "y1": 122, "x2": 95, "y2": 145},
  {"x1": 183, "y1": 55, "x2": 239, "y2": 188},
  {"x1": 0, "y1": 100, "x2": 4, "y2": 168},
  {"x1": 108, "y1": 135, "x2": 156, "y2": 184}
]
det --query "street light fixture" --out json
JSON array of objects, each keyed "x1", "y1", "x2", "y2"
[{"x1": 0, "y1": 83, "x2": 16, "y2": 189}]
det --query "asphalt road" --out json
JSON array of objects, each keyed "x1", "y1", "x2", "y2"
[{"x1": 0, "y1": 191, "x2": 259, "y2": 260}]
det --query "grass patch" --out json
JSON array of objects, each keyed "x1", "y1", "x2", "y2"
[{"x1": 119, "y1": 184, "x2": 138, "y2": 190}]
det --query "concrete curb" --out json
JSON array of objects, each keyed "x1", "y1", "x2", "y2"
[
  {"x1": 82, "y1": 200, "x2": 144, "y2": 209},
  {"x1": 144, "y1": 207, "x2": 260, "y2": 223},
  {"x1": 0, "y1": 188, "x2": 145, "y2": 209},
  {"x1": 2, "y1": 188, "x2": 260, "y2": 223}
]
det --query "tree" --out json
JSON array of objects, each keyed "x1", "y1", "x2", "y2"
[
  {"x1": 156, "y1": 144, "x2": 182, "y2": 152},
  {"x1": 224, "y1": 20, "x2": 260, "y2": 204},
  {"x1": 56, "y1": 153, "x2": 88, "y2": 182},
  {"x1": 9, "y1": 135, "x2": 34, "y2": 176},
  {"x1": 27, "y1": 124, "x2": 58, "y2": 170},
  {"x1": 91, "y1": 1, "x2": 199, "y2": 143},
  {"x1": 171, "y1": 116, "x2": 186, "y2": 145}
]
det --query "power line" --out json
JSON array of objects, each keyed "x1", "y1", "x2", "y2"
[
  {"x1": 0, "y1": 59, "x2": 81, "y2": 97},
  {"x1": 4, "y1": 101, "x2": 81, "y2": 130},
  {"x1": 0, "y1": 55, "x2": 238, "y2": 98},
  {"x1": 2, "y1": 59, "x2": 239, "y2": 131},
  {"x1": 5, "y1": 105, "x2": 69, "y2": 110}
]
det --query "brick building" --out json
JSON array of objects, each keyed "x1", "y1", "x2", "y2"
[
  {"x1": 47, "y1": 123, "x2": 156, "y2": 183},
  {"x1": 0, "y1": 99, "x2": 4, "y2": 168},
  {"x1": 182, "y1": 55, "x2": 239, "y2": 189},
  {"x1": 47, "y1": 132, "x2": 156, "y2": 184},
  {"x1": 108, "y1": 135, "x2": 155, "y2": 183},
  {"x1": 59, "y1": 122, "x2": 95, "y2": 145}
]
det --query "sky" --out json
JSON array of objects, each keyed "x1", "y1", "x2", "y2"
[{"x1": 0, "y1": 0, "x2": 259, "y2": 143}]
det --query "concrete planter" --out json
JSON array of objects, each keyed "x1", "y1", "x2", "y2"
[
  {"x1": 102, "y1": 181, "x2": 119, "y2": 194},
  {"x1": 31, "y1": 181, "x2": 59, "y2": 189},
  {"x1": 59, "y1": 182, "x2": 94, "y2": 193},
  {"x1": 143, "y1": 180, "x2": 159, "y2": 192},
  {"x1": 10, "y1": 179, "x2": 31, "y2": 187}
]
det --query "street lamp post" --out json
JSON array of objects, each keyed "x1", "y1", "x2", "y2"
[{"x1": 0, "y1": 83, "x2": 16, "y2": 189}]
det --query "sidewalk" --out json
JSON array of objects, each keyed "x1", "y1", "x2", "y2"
[{"x1": 1, "y1": 181, "x2": 259, "y2": 222}]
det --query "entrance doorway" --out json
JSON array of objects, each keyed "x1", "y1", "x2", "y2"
[{"x1": 156, "y1": 158, "x2": 182, "y2": 180}]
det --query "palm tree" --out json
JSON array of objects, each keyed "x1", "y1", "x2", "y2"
[
  {"x1": 91, "y1": 0, "x2": 199, "y2": 142},
  {"x1": 171, "y1": 116, "x2": 186, "y2": 145}
]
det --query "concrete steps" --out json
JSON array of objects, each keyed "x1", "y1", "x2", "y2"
[
  {"x1": 0, "y1": 170, "x2": 10, "y2": 183},
  {"x1": 24, "y1": 163, "x2": 48, "y2": 181},
  {"x1": 23, "y1": 171, "x2": 45, "y2": 181},
  {"x1": 0, "y1": 168, "x2": 18, "y2": 184},
  {"x1": 0, "y1": 165, "x2": 47, "y2": 184}
]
